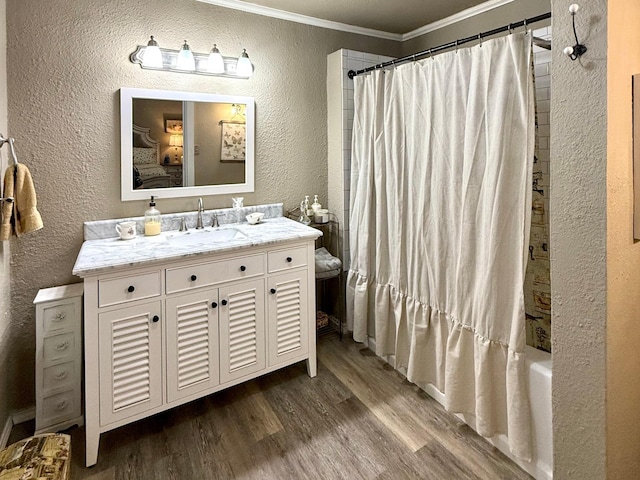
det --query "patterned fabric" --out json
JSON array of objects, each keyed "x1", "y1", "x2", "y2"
[
  {"x1": 133, "y1": 147, "x2": 157, "y2": 165},
  {"x1": 136, "y1": 163, "x2": 168, "y2": 178},
  {"x1": 0, "y1": 434, "x2": 70, "y2": 480}
]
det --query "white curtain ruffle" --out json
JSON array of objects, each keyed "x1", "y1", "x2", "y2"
[{"x1": 347, "y1": 32, "x2": 534, "y2": 460}]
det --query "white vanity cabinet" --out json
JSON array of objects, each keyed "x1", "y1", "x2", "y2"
[{"x1": 79, "y1": 237, "x2": 318, "y2": 467}]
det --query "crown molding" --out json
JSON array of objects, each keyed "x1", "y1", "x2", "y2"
[
  {"x1": 196, "y1": 0, "x2": 520, "y2": 42},
  {"x1": 402, "y1": 0, "x2": 518, "y2": 41},
  {"x1": 196, "y1": 0, "x2": 403, "y2": 41}
]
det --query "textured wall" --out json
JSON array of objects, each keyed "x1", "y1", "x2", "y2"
[
  {"x1": 550, "y1": 0, "x2": 607, "y2": 477},
  {"x1": 0, "y1": 0, "x2": 11, "y2": 437},
  {"x1": 606, "y1": 0, "x2": 640, "y2": 476},
  {"x1": 402, "y1": 0, "x2": 551, "y2": 55},
  {"x1": 5, "y1": 0, "x2": 401, "y2": 411}
]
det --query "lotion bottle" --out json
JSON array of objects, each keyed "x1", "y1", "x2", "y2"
[
  {"x1": 311, "y1": 195, "x2": 322, "y2": 213},
  {"x1": 144, "y1": 196, "x2": 161, "y2": 236}
]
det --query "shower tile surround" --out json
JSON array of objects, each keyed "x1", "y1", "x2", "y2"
[{"x1": 329, "y1": 28, "x2": 552, "y2": 352}]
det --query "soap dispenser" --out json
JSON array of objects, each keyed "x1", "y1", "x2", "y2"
[
  {"x1": 311, "y1": 195, "x2": 322, "y2": 213},
  {"x1": 144, "y1": 196, "x2": 161, "y2": 236}
]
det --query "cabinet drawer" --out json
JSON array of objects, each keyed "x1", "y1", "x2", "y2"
[
  {"x1": 40, "y1": 389, "x2": 79, "y2": 425},
  {"x1": 43, "y1": 332, "x2": 76, "y2": 365},
  {"x1": 99, "y1": 271, "x2": 161, "y2": 307},
  {"x1": 41, "y1": 301, "x2": 78, "y2": 334},
  {"x1": 166, "y1": 254, "x2": 264, "y2": 294},
  {"x1": 268, "y1": 246, "x2": 308, "y2": 273},
  {"x1": 43, "y1": 361, "x2": 76, "y2": 393}
]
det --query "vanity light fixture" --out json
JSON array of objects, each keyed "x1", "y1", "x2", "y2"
[
  {"x1": 176, "y1": 40, "x2": 196, "y2": 71},
  {"x1": 236, "y1": 49, "x2": 253, "y2": 78},
  {"x1": 141, "y1": 36, "x2": 163, "y2": 68},
  {"x1": 563, "y1": 4, "x2": 587, "y2": 60},
  {"x1": 207, "y1": 44, "x2": 225, "y2": 74},
  {"x1": 129, "y1": 36, "x2": 254, "y2": 78}
]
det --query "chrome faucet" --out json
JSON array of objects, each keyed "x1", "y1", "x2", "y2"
[{"x1": 196, "y1": 198, "x2": 204, "y2": 229}]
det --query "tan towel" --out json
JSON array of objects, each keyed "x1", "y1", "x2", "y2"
[{"x1": 0, "y1": 164, "x2": 43, "y2": 240}]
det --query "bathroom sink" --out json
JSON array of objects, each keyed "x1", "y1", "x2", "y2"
[{"x1": 165, "y1": 227, "x2": 246, "y2": 246}]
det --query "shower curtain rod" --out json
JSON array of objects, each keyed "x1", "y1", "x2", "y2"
[{"x1": 347, "y1": 11, "x2": 551, "y2": 79}]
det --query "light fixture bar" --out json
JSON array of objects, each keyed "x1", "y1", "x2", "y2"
[{"x1": 129, "y1": 44, "x2": 253, "y2": 78}]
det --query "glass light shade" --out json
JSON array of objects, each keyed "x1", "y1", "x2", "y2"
[
  {"x1": 169, "y1": 134, "x2": 183, "y2": 147},
  {"x1": 142, "y1": 36, "x2": 163, "y2": 68},
  {"x1": 207, "y1": 44, "x2": 225, "y2": 74},
  {"x1": 176, "y1": 40, "x2": 195, "y2": 71},
  {"x1": 236, "y1": 49, "x2": 253, "y2": 77}
]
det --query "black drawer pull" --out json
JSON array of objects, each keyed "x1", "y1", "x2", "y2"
[
  {"x1": 221, "y1": 299, "x2": 228, "y2": 306},
  {"x1": 270, "y1": 288, "x2": 276, "y2": 294},
  {"x1": 152, "y1": 315, "x2": 159, "y2": 323},
  {"x1": 240, "y1": 265, "x2": 247, "y2": 272},
  {"x1": 127, "y1": 285, "x2": 135, "y2": 293},
  {"x1": 286, "y1": 257, "x2": 292, "y2": 263},
  {"x1": 190, "y1": 274, "x2": 197, "y2": 281},
  {"x1": 211, "y1": 301, "x2": 218, "y2": 309}
]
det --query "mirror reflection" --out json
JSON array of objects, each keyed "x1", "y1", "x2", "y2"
[{"x1": 121, "y1": 88, "x2": 255, "y2": 201}]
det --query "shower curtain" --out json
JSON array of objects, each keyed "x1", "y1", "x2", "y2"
[{"x1": 347, "y1": 33, "x2": 534, "y2": 459}]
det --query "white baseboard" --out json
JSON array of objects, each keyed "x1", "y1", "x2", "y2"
[{"x1": 0, "y1": 406, "x2": 36, "y2": 449}]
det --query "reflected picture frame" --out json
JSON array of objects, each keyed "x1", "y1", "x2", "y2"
[{"x1": 165, "y1": 119, "x2": 183, "y2": 134}]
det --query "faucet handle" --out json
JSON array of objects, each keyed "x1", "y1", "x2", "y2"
[
  {"x1": 211, "y1": 212, "x2": 225, "y2": 228},
  {"x1": 179, "y1": 217, "x2": 188, "y2": 232}
]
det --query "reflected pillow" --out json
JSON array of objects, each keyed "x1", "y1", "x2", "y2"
[{"x1": 133, "y1": 147, "x2": 157, "y2": 165}]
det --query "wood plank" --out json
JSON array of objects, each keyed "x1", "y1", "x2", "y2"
[{"x1": 65, "y1": 335, "x2": 531, "y2": 479}]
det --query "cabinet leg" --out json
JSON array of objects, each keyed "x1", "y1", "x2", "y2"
[
  {"x1": 306, "y1": 355, "x2": 317, "y2": 378},
  {"x1": 85, "y1": 426, "x2": 100, "y2": 467}
]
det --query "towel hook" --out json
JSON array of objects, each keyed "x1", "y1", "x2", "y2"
[
  {"x1": 563, "y1": 4, "x2": 587, "y2": 60},
  {"x1": 0, "y1": 134, "x2": 19, "y2": 166}
]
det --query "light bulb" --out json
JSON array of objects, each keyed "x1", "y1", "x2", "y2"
[
  {"x1": 569, "y1": 4, "x2": 580, "y2": 14},
  {"x1": 176, "y1": 40, "x2": 195, "y2": 71},
  {"x1": 207, "y1": 44, "x2": 225, "y2": 74},
  {"x1": 142, "y1": 36, "x2": 163, "y2": 68},
  {"x1": 563, "y1": 46, "x2": 574, "y2": 56},
  {"x1": 236, "y1": 49, "x2": 253, "y2": 77}
]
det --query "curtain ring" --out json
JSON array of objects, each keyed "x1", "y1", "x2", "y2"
[
  {"x1": 478, "y1": 33, "x2": 482, "y2": 47},
  {"x1": 428, "y1": 48, "x2": 433, "y2": 59},
  {"x1": 455, "y1": 40, "x2": 459, "y2": 53},
  {"x1": 391, "y1": 59, "x2": 396, "y2": 70},
  {"x1": 508, "y1": 23, "x2": 513, "y2": 34},
  {"x1": 523, "y1": 19, "x2": 528, "y2": 32}
]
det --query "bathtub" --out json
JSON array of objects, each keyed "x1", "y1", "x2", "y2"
[
  {"x1": 485, "y1": 345, "x2": 553, "y2": 480},
  {"x1": 370, "y1": 340, "x2": 553, "y2": 480}
]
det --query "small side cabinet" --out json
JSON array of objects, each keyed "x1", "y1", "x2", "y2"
[{"x1": 34, "y1": 283, "x2": 84, "y2": 434}]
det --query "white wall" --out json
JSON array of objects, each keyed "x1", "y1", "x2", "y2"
[
  {"x1": 0, "y1": 0, "x2": 12, "y2": 443},
  {"x1": 550, "y1": 0, "x2": 607, "y2": 477}
]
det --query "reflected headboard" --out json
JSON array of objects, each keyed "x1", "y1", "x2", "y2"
[{"x1": 132, "y1": 124, "x2": 169, "y2": 189}]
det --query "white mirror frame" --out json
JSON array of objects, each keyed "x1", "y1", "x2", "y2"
[{"x1": 120, "y1": 87, "x2": 255, "y2": 201}]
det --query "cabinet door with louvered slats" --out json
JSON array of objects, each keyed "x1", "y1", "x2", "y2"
[
  {"x1": 98, "y1": 301, "x2": 162, "y2": 426},
  {"x1": 219, "y1": 279, "x2": 265, "y2": 384},
  {"x1": 267, "y1": 270, "x2": 309, "y2": 367},
  {"x1": 166, "y1": 289, "x2": 220, "y2": 403}
]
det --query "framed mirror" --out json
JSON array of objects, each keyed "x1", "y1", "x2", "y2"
[{"x1": 120, "y1": 87, "x2": 255, "y2": 201}]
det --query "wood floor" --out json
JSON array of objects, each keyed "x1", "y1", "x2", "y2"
[{"x1": 20, "y1": 335, "x2": 532, "y2": 479}]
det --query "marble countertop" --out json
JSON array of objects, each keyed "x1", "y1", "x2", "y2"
[{"x1": 73, "y1": 217, "x2": 322, "y2": 277}]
